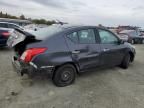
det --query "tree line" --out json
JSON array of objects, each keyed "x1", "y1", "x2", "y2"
[{"x1": 0, "y1": 11, "x2": 56, "y2": 25}]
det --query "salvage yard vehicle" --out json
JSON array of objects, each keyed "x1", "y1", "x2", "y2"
[
  {"x1": 119, "y1": 30, "x2": 144, "y2": 44},
  {"x1": 0, "y1": 28, "x2": 12, "y2": 47},
  {"x1": 7, "y1": 25, "x2": 136, "y2": 87}
]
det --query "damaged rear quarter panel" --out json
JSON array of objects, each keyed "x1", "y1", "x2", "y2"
[{"x1": 27, "y1": 33, "x2": 73, "y2": 68}]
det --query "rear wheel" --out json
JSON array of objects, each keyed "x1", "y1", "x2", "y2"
[
  {"x1": 52, "y1": 64, "x2": 76, "y2": 87},
  {"x1": 120, "y1": 53, "x2": 130, "y2": 69}
]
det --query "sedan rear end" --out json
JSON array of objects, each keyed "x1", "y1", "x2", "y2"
[{"x1": 7, "y1": 26, "x2": 64, "y2": 77}]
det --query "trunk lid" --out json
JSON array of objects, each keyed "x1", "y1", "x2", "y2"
[
  {"x1": 7, "y1": 26, "x2": 63, "y2": 56},
  {"x1": 7, "y1": 29, "x2": 41, "y2": 56},
  {"x1": 7, "y1": 29, "x2": 26, "y2": 47}
]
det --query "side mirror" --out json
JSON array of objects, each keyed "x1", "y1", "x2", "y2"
[{"x1": 118, "y1": 39, "x2": 124, "y2": 44}]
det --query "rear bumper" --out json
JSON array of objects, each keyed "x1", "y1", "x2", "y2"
[{"x1": 12, "y1": 56, "x2": 54, "y2": 78}]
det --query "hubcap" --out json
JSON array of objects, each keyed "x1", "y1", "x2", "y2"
[{"x1": 61, "y1": 71, "x2": 71, "y2": 81}]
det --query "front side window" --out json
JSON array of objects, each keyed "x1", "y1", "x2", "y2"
[
  {"x1": 99, "y1": 29, "x2": 118, "y2": 44},
  {"x1": 78, "y1": 29, "x2": 96, "y2": 44}
]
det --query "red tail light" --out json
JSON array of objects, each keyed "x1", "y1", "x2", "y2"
[
  {"x1": 2, "y1": 32, "x2": 10, "y2": 37},
  {"x1": 20, "y1": 48, "x2": 47, "y2": 63}
]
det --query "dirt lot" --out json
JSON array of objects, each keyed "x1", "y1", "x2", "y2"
[{"x1": 0, "y1": 45, "x2": 144, "y2": 108}]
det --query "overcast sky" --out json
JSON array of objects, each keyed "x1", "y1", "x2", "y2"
[{"x1": 0, "y1": 0, "x2": 144, "y2": 27}]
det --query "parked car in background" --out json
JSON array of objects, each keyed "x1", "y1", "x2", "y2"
[
  {"x1": 140, "y1": 30, "x2": 144, "y2": 36},
  {"x1": 119, "y1": 30, "x2": 144, "y2": 44},
  {"x1": 109, "y1": 29, "x2": 131, "y2": 43},
  {"x1": 118, "y1": 33, "x2": 132, "y2": 43},
  {"x1": 7, "y1": 25, "x2": 136, "y2": 87},
  {"x1": 0, "y1": 22, "x2": 23, "y2": 30},
  {"x1": 24, "y1": 24, "x2": 48, "y2": 32},
  {"x1": 0, "y1": 28, "x2": 12, "y2": 47}
]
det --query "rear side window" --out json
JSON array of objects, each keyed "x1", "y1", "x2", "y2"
[
  {"x1": 0, "y1": 23, "x2": 8, "y2": 28},
  {"x1": 67, "y1": 29, "x2": 96, "y2": 44},
  {"x1": 67, "y1": 32, "x2": 78, "y2": 43},
  {"x1": 78, "y1": 29, "x2": 96, "y2": 44}
]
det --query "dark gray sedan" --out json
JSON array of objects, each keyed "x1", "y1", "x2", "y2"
[{"x1": 7, "y1": 25, "x2": 136, "y2": 87}]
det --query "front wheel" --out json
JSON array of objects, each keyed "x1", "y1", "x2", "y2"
[
  {"x1": 52, "y1": 64, "x2": 76, "y2": 87},
  {"x1": 120, "y1": 53, "x2": 130, "y2": 69}
]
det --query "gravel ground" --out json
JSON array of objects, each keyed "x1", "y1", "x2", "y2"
[{"x1": 0, "y1": 45, "x2": 144, "y2": 108}]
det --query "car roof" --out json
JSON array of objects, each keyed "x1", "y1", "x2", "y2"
[{"x1": 53, "y1": 24, "x2": 106, "y2": 31}]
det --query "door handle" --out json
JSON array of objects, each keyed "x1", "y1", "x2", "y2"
[
  {"x1": 103, "y1": 48, "x2": 110, "y2": 52},
  {"x1": 72, "y1": 50, "x2": 80, "y2": 54}
]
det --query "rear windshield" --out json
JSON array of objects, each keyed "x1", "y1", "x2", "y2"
[{"x1": 30, "y1": 26, "x2": 63, "y2": 40}]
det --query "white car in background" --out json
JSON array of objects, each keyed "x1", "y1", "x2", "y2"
[{"x1": 24, "y1": 24, "x2": 48, "y2": 32}]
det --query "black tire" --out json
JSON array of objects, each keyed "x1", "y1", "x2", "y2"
[
  {"x1": 120, "y1": 53, "x2": 130, "y2": 69},
  {"x1": 52, "y1": 64, "x2": 76, "y2": 87}
]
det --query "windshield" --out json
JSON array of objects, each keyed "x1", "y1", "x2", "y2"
[{"x1": 30, "y1": 25, "x2": 63, "y2": 40}]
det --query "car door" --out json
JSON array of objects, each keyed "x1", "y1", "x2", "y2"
[
  {"x1": 98, "y1": 28, "x2": 125, "y2": 66},
  {"x1": 66, "y1": 28, "x2": 101, "y2": 71}
]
